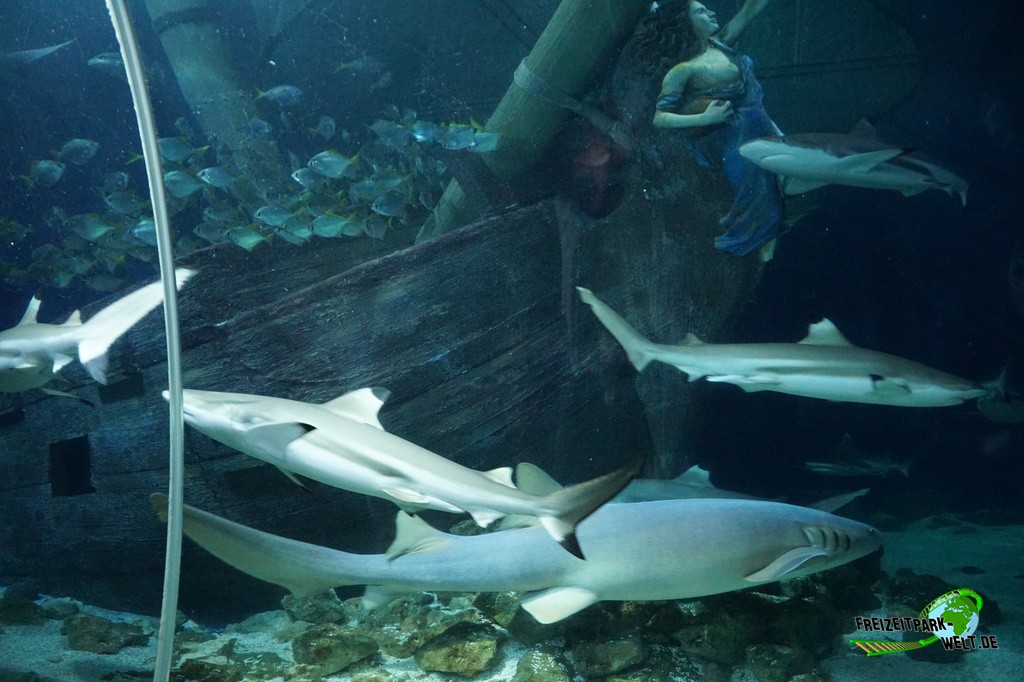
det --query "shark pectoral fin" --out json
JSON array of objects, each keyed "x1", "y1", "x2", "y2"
[
  {"x1": 494, "y1": 514, "x2": 539, "y2": 531},
  {"x1": 779, "y1": 176, "x2": 830, "y2": 196},
  {"x1": 321, "y1": 387, "x2": 390, "y2": 429},
  {"x1": 744, "y1": 547, "x2": 831, "y2": 582},
  {"x1": 899, "y1": 186, "x2": 926, "y2": 197},
  {"x1": 809, "y1": 488, "x2": 870, "y2": 513},
  {"x1": 710, "y1": 375, "x2": 780, "y2": 392},
  {"x1": 381, "y1": 486, "x2": 434, "y2": 505},
  {"x1": 52, "y1": 353, "x2": 75, "y2": 373},
  {"x1": 838, "y1": 148, "x2": 905, "y2": 172},
  {"x1": 469, "y1": 509, "x2": 505, "y2": 528},
  {"x1": 252, "y1": 422, "x2": 317, "y2": 452},
  {"x1": 514, "y1": 462, "x2": 564, "y2": 495},
  {"x1": 521, "y1": 587, "x2": 599, "y2": 624},
  {"x1": 869, "y1": 375, "x2": 912, "y2": 397},
  {"x1": 275, "y1": 466, "x2": 310, "y2": 491},
  {"x1": 384, "y1": 511, "x2": 452, "y2": 561},
  {"x1": 481, "y1": 466, "x2": 516, "y2": 489},
  {"x1": 362, "y1": 586, "x2": 405, "y2": 610},
  {"x1": 674, "y1": 465, "x2": 714, "y2": 488}
]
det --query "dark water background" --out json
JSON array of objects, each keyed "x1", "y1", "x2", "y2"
[{"x1": 1, "y1": 0, "x2": 1022, "y2": 519}]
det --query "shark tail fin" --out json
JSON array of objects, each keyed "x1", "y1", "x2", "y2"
[
  {"x1": 576, "y1": 287, "x2": 658, "y2": 372},
  {"x1": 150, "y1": 493, "x2": 361, "y2": 599},
  {"x1": 76, "y1": 269, "x2": 195, "y2": 383},
  {"x1": 537, "y1": 458, "x2": 643, "y2": 559}
]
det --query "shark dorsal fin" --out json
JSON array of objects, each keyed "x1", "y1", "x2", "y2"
[
  {"x1": 682, "y1": 333, "x2": 705, "y2": 346},
  {"x1": 384, "y1": 512, "x2": 451, "y2": 560},
  {"x1": 481, "y1": 467, "x2": 516, "y2": 488},
  {"x1": 673, "y1": 465, "x2": 714, "y2": 488},
  {"x1": 18, "y1": 297, "x2": 42, "y2": 325},
  {"x1": 62, "y1": 310, "x2": 82, "y2": 326},
  {"x1": 514, "y1": 462, "x2": 563, "y2": 495},
  {"x1": 798, "y1": 319, "x2": 853, "y2": 346},
  {"x1": 743, "y1": 546, "x2": 830, "y2": 582},
  {"x1": 849, "y1": 118, "x2": 883, "y2": 141},
  {"x1": 321, "y1": 387, "x2": 390, "y2": 429}
]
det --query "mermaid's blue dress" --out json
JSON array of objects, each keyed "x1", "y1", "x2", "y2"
[{"x1": 655, "y1": 39, "x2": 782, "y2": 256}]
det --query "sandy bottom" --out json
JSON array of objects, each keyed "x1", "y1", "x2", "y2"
[{"x1": 1, "y1": 516, "x2": 1020, "y2": 681}]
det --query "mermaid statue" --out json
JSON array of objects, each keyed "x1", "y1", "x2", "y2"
[{"x1": 643, "y1": 0, "x2": 781, "y2": 256}]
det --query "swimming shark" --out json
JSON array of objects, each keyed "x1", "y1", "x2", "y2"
[
  {"x1": 0, "y1": 269, "x2": 194, "y2": 393},
  {"x1": 577, "y1": 287, "x2": 991, "y2": 408},
  {"x1": 738, "y1": 120, "x2": 968, "y2": 206},
  {"x1": 150, "y1": 492, "x2": 881, "y2": 624},
  {"x1": 0, "y1": 40, "x2": 75, "y2": 80},
  {"x1": 505, "y1": 463, "x2": 868, "y2": 524},
  {"x1": 172, "y1": 387, "x2": 641, "y2": 558}
]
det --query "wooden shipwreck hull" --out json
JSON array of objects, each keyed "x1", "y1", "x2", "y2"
[{"x1": 0, "y1": 137, "x2": 760, "y2": 620}]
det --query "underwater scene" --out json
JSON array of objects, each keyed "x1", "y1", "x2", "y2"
[{"x1": 1, "y1": 0, "x2": 1023, "y2": 680}]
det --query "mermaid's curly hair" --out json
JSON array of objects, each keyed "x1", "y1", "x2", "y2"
[{"x1": 609, "y1": 0, "x2": 705, "y2": 130}]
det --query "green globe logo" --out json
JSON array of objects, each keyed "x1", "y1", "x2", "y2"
[{"x1": 922, "y1": 589, "x2": 982, "y2": 642}]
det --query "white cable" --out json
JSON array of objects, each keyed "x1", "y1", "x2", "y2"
[{"x1": 102, "y1": 2, "x2": 185, "y2": 680}]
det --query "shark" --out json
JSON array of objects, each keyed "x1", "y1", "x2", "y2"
[
  {"x1": 0, "y1": 269, "x2": 194, "y2": 393},
  {"x1": 0, "y1": 40, "x2": 75, "y2": 80},
  {"x1": 577, "y1": 287, "x2": 992, "y2": 408},
  {"x1": 151, "y1": 492, "x2": 881, "y2": 624},
  {"x1": 738, "y1": 120, "x2": 968, "y2": 206},
  {"x1": 173, "y1": 387, "x2": 641, "y2": 558},
  {"x1": 506, "y1": 462, "x2": 868, "y2": 522}
]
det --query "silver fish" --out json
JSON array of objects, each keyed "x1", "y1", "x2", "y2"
[
  {"x1": 308, "y1": 150, "x2": 359, "y2": 179},
  {"x1": 58, "y1": 138, "x2": 100, "y2": 165},
  {"x1": 197, "y1": 166, "x2": 237, "y2": 189},
  {"x1": 163, "y1": 170, "x2": 203, "y2": 199},
  {"x1": 257, "y1": 85, "x2": 303, "y2": 107}
]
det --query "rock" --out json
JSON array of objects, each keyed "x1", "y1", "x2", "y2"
[
  {"x1": 226, "y1": 609, "x2": 303, "y2": 641},
  {"x1": 237, "y1": 652, "x2": 290, "y2": 680},
  {"x1": 38, "y1": 596, "x2": 82, "y2": 620},
  {"x1": 172, "y1": 654, "x2": 243, "y2": 682},
  {"x1": 174, "y1": 628, "x2": 217, "y2": 651},
  {"x1": 282, "y1": 590, "x2": 347, "y2": 624},
  {"x1": 0, "y1": 590, "x2": 45, "y2": 625},
  {"x1": 673, "y1": 609, "x2": 764, "y2": 665},
  {"x1": 414, "y1": 623, "x2": 500, "y2": 677},
  {"x1": 745, "y1": 644, "x2": 813, "y2": 682},
  {"x1": 789, "y1": 674, "x2": 828, "y2": 682},
  {"x1": 570, "y1": 637, "x2": 646, "y2": 678},
  {"x1": 473, "y1": 591, "x2": 520, "y2": 627},
  {"x1": 511, "y1": 650, "x2": 571, "y2": 682},
  {"x1": 291, "y1": 623, "x2": 379, "y2": 676},
  {"x1": 351, "y1": 670, "x2": 404, "y2": 682},
  {"x1": 361, "y1": 593, "x2": 488, "y2": 657},
  {"x1": 61, "y1": 613, "x2": 149, "y2": 654},
  {"x1": 448, "y1": 519, "x2": 489, "y2": 536}
]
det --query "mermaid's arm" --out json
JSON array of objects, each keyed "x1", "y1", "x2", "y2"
[
  {"x1": 718, "y1": 0, "x2": 773, "y2": 46},
  {"x1": 652, "y1": 63, "x2": 708, "y2": 129}
]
